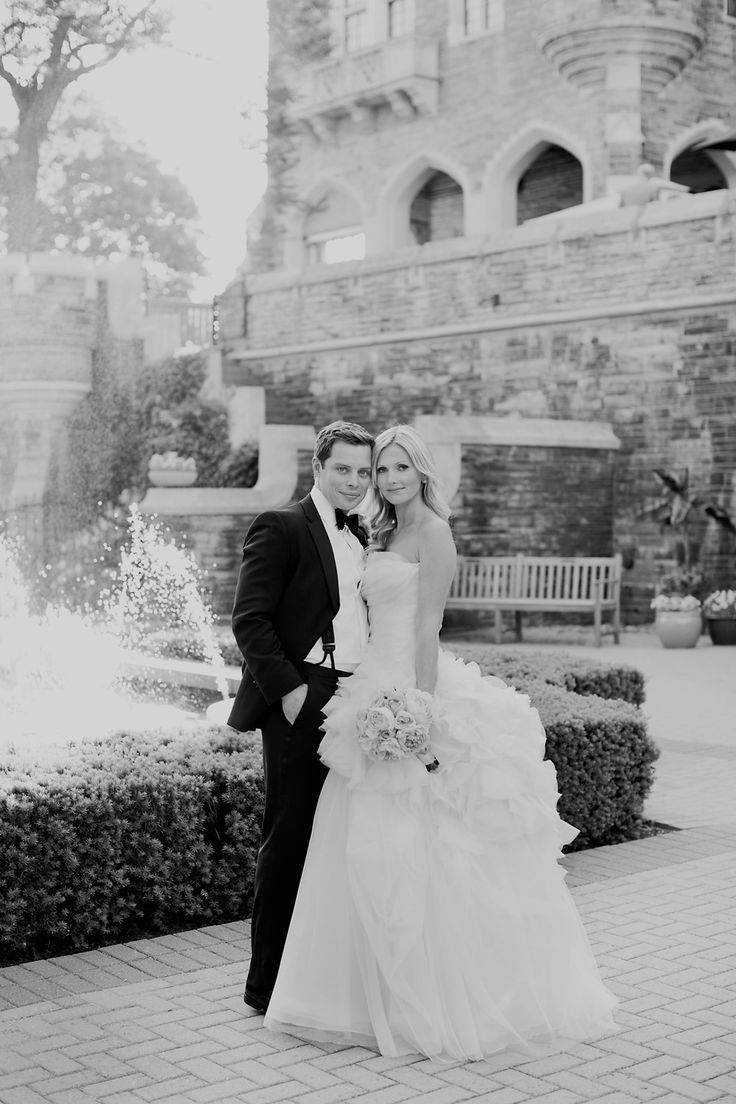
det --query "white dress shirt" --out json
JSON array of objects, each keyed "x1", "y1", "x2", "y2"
[{"x1": 304, "y1": 486, "x2": 368, "y2": 671}]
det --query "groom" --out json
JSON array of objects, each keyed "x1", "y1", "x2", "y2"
[{"x1": 228, "y1": 420, "x2": 374, "y2": 1013}]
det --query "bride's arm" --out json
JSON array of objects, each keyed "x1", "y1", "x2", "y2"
[{"x1": 414, "y1": 523, "x2": 457, "y2": 693}]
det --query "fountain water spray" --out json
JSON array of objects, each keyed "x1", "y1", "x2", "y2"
[
  {"x1": 105, "y1": 505, "x2": 230, "y2": 700},
  {"x1": 0, "y1": 506, "x2": 230, "y2": 763}
]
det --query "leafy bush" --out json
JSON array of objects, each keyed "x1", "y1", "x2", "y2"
[
  {"x1": 217, "y1": 441, "x2": 258, "y2": 488},
  {"x1": 65, "y1": 350, "x2": 143, "y2": 526},
  {"x1": 521, "y1": 679, "x2": 658, "y2": 850},
  {"x1": 446, "y1": 647, "x2": 656, "y2": 849},
  {"x1": 136, "y1": 352, "x2": 259, "y2": 490},
  {"x1": 0, "y1": 648, "x2": 658, "y2": 965},
  {"x1": 0, "y1": 727, "x2": 263, "y2": 966},
  {"x1": 448, "y1": 644, "x2": 645, "y2": 706},
  {"x1": 137, "y1": 351, "x2": 231, "y2": 488},
  {"x1": 140, "y1": 637, "x2": 647, "y2": 707}
]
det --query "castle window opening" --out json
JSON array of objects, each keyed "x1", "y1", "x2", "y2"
[
  {"x1": 409, "y1": 171, "x2": 465, "y2": 244},
  {"x1": 516, "y1": 144, "x2": 583, "y2": 224},
  {"x1": 303, "y1": 185, "x2": 365, "y2": 264},
  {"x1": 306, "y1": 230, "x2": 366, "y2": 265},
  {"x1": 463, "y1": 0, "x2": 504, "y2": 36},
  {"x1": 388, "y1": 0, "x2": 411, "y2": 37},
  {"x1": 725, "y1": 0, "x2": 736, "y2": 21},
  {"x1": 671, "y1": 147, "x2": 729, "y2": 193}
]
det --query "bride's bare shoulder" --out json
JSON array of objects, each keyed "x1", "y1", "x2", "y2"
[
  {"x1": 419, "y1": 513, "x2": 456, "y2": 555},
  {"x1": 420, "y1": 511, "x2": 453, "y2": 537}
]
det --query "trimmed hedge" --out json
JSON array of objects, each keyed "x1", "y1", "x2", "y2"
[
  {"x1": 144, "y1": 632, "x2": 648, "y2": 708},
  {"x1": 447, "y1": 647, "x2": 656, "y2": 849},
  {"x1": 448, "y1": 644, "x2": 646, "y2": 706},
  {"x1": 522, "y1": 679, "x2": 658, "y2": 850},
  {"x1": 0, "y1": 727, "x2": 263, "y2": 966},
  {"x1": 0, "y1": 650, "x2": 658, "y2": 967}
]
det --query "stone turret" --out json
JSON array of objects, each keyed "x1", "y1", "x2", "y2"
[
  {"x1": 538, "y1": 0, "x2": 705, "y2": 92},
  {"x1": 537, "y1": 0, "x2": 706, "y2": 177},
  {"x1": 0, "y1": 255, "x2": 145, "y2": 510},
  {"x1": 0, "y1": 255, "x2": 97, "y2": 509}
]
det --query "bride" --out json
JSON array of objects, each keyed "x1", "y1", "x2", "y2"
[{"x1": 264, "y1": 424, "x2": 617, "y2": 1061}]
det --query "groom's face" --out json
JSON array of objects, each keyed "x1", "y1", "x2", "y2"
[{"x1": 314, "y1": 442, "x2": 373, "y2": 513}]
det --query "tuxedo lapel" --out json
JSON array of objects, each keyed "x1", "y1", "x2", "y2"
[{"x1": 299, "y1": 495, "x2": 339, "y2": 614}]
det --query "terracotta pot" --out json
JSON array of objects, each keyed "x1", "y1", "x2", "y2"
[
  {"x1": 654, "y1": 609, "x2": 703, "y2": 649},
  {"x1": 706, "y1": 618, "x2": 736, "y2": 646}
]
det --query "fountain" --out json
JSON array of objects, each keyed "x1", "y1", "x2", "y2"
[
  {"x1": 105, "y1": 505, "x2": 230, "y2": 696},
  {"x1": 0, "y1": 506, "x2": 235, "y2": 765}
]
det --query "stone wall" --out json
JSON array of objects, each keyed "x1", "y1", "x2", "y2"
[
  {"x1": 260, "y1": 0, "x2": 736, "y2": 266},
  {"x1": 233, "y1": 194, "x2": 734, "y2": 351},
  {"x1": 224, "y1": 197, "x2": 736, "y2": 620},
  {"x1": 453, "y1": 444, "x2": 617, "y2": 560},
  {"x1": 213, "y1": 0, "x2": 736, "y2": 627}
]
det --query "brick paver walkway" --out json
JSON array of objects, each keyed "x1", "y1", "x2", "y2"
[{"x1": 1, "y1": 631, "x2": 735, "y2": 1103}]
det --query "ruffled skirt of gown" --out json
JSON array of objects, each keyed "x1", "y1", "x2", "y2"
[{"x1": 264, "y1": 554, "x2": 617, "y2": 1060}]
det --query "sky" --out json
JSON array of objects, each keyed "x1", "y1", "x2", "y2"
[{"x1": 0, "y1": 0, "x2": 270, "y2": 299}]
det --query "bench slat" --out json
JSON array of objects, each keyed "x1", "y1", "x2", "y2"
[{"x1": 446, "y1": 554, "x2": 622, "y2": 646}]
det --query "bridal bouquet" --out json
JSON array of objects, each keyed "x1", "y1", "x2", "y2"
[{"x1": 356, "y1": 688, "x2": 440, "y2": 771}]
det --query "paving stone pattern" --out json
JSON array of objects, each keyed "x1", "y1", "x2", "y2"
[{"x1": 1, "y1": 633, "x2": 734, "y2": 1102}]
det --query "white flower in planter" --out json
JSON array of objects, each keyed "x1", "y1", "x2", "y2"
[{"x1": 149, "y1": 451, "x2": 197, "y2": 472}]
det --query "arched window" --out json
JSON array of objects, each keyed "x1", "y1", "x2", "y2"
[
  {"x1": 516, "y1": 144, "x2": 583, "y2": 223},
  {"x1": 670, "y1": 147, "x2": 728, "y2": 194},
  {"x1": 409, "y1": 171, "x2": 464, "y2": 244},
  {"x1": 304, "y1": 187, "x2": 365, "y2": 264}
]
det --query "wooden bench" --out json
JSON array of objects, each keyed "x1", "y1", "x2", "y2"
[{"x1": 445, "y1": 554, "x2": 623, "y2": 647}]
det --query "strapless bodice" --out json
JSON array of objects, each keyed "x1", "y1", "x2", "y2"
[{"x1": 361, "y1": 552, "x2": 419, "y2": 678}]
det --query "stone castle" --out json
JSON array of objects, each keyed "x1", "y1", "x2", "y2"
[{"x1": 215, "y1": 0, "x2": 736, "y2": 620}]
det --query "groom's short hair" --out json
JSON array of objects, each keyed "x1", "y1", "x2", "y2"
[{"x1": 314, "y1": 421, "x2": 374, "y2": 464}]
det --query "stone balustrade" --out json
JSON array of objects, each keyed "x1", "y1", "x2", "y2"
[{"x1": 293, "y1": 34, "x2": 441, "y2": 133}]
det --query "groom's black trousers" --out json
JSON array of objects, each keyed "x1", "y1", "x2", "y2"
[{"x1": 245, "y1": 663, "x2": 349, "y2": 1011}]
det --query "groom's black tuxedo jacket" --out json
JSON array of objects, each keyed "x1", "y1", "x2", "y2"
[{"x1": 227, "y1": 494, "x2": 361, "y2": 733}]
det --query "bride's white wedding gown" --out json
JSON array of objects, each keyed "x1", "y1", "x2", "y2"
[{"x1": 264, "y1": 552, "x2": 617, "y2": 1060}]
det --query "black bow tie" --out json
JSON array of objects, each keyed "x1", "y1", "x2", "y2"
[{"x1": 335, "y1": 508, "x2": 362, "y2": 538}]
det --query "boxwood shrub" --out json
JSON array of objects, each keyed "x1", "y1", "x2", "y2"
[
  {"x1": 0, "y1": 649, "x2": 657, "y2": 967},
  {"x1": 448, "y1": 644, "x2": 646, "y2": 705},
  {"x1": 0, "y1": 727, "x2": 263, "y2": 967},
  {"x1": 521, "y1": 678, "x2": 658, "y2": 851},
  {"x1": 144, "y1": 633, "x2": 647, "y2": 708}
]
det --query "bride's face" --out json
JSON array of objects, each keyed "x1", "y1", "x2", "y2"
[{"x1": 375, "y1": 444, "x2": 423, "y2": 508}]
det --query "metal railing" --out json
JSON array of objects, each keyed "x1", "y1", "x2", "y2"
[{"x1": 146, "y1": 298, "x2": 215, "y2": 347}]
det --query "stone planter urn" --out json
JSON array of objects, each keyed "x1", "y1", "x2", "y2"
[
  {"x1": 148, "y1": 452, "x2": 197, "y2": 487},
  {"x1": 653, "y1": 609, "x2": 703, "y2": 649}
]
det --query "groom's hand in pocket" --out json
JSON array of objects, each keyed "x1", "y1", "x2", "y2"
[{"x1": 282, "y1": 683, "x2": 308, "y2": 725}]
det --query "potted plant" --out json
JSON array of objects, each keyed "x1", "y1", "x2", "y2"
[
  {"x1": 148, "y1": 451, "x2": 197, "y2": 487},
  {"x1": 650, "y1": 566, "x2": 705, "y2": 649},
  {"x1": 645, "y1": 467, "x2": 736, "y2": 647},
  {"x1": 702, "y1": 589, "x2": 736, "y2": 646},
  {"x1": 644, "y1": 470, "x2": 705, "y2": 647}
]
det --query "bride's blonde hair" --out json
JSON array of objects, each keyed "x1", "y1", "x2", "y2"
[{"x1": 370, "y1": 425, "x2": 451, "y2": 550}]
